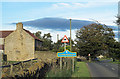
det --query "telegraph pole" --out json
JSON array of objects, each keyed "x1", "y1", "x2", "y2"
[
  {"x1": 57, "y1": 34, "x2": 59, "y2": 42},
  {"x1": 70, "y1": 19, "x2": 72, "y2": 51},
  {"x1": 70, "y1": 19, "x2": 74, "y2": 72}
]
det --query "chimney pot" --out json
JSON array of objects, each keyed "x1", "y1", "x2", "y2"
[{"x1": 16, "y1": 22, "x2": 23, "y2": 30}]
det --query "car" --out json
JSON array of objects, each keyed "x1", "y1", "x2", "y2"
[{"x1": 94, "y1": 57, "x2": 99, "y2": 61}]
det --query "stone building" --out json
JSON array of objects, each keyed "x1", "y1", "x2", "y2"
[
  {"x1": 0, "y1": 31, "x2": 13, "y2": 53},
  {"x1": 0, "y1": 22, "x2": 42, "y2": 61}
]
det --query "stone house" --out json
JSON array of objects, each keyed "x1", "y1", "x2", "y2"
[
  {"x1": 0, "y1": 22, "x2": 42, "y2": 61},
  {"x1": 0, "y1": 31, "x2": 13, "y2": 53}
]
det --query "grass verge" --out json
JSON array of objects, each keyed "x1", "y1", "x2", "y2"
[{"x1": 72, "y1": 62, "x2": 91, "y2": 77}]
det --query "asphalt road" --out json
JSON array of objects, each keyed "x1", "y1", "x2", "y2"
[{"x1": 87, "y1": 59, "x2": 120, "y2": 78}]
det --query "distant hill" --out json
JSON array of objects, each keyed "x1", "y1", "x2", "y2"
[
  {"x1": 12, "y1": 17, "x2": 117, "y2": 31},
  {"x1": 12, "y1": 17, "x2": 118, "y2": 38},
  {"x1": 12, "y1": 17, "x2": 95, "y2": 31}
]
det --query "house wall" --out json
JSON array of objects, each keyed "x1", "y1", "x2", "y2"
[
  {"x1": 4, "y1": 23, "x2": 35, "y2": 61},
  {"x1": 0, "y1": 38, "x2": 4, "y2": 53}
]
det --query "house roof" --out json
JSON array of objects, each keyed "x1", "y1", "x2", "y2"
[
  {"x1": 0, "y1": 30, "x2": 42, "y2": 41},
  {"x1": 0, "y1": 45, "x2": 4, "y2": 50},
  {"x1": 23, "y1": 29, "x2": 42, "y2": 41},
  {"x1": 0, "y1": 31, "x2": 13, "y2": 38}
]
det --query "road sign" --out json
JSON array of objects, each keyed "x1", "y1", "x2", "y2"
[
  {"x1": 57, "y1": 50, "x2": 77, "y2": 57},
  {"x1": 61, "y1": 35, "x2": 69, "y2": 43},
  {"x1": 88, "y1": 54, "x2": 90, "y2": 56}
]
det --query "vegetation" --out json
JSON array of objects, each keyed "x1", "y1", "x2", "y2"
[
  {"x1": 52, "y1": 37, "x2": 75, "y2": 52},
  {"x1": 33, "y1": 32, "x2": 53, "y2": 51},
  {"x1": 45, "y1": 59, "x2": 91, "y2": 77},
  {"x1": 75, "y1": 23, "x2": 116, "y2": 59},
  {"x1": 34, "y1": 22, "x2": 120, "y2": 61},
  {"x1": 45, "y1": 58, "x2": 72, "y2": 77},
  {"x1": 72, "y1": 62, "x2": 91, "y2": 77}
]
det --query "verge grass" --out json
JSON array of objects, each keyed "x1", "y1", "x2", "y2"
[
  {"x1": 45, "y1": 61, "x2": 91, "y2": 78},
  {"x1": 72, "y1": 62, "x2": 91, "y2": 77}
]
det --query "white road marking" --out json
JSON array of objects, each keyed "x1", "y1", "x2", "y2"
[{"x1": 112, "y1": 68, "x2": 115, "y2": 70}]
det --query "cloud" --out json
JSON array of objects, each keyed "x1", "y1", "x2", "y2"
[
  {"x1": 26, "y1": 26, "x2": 76, "y2": 42},
  {"x1": 25, "y1": 25, "x2": 118, "y2": 42},
  {"x1": 115, "y1": 38, "x2": 119, "y2": 41},
  {"x1": 52, "y1": 2, "x2": 117, "y2": 9},
  {"x1": 2, "y1": 0, "x2": 119, "y2": 2},
  {"x1": 59, "y1": 3, "x2": 70, "y2": 6}
]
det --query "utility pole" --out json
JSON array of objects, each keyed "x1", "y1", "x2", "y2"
[
  {"x1": 70, "y1": 19, "x2": 74, "y2": 72},
  {"x1": 57, "y1": 34, "x2": 59, "y2": 42},
  {"x1": 70, "y1": 19, "x2": 72, "y2": 51}
]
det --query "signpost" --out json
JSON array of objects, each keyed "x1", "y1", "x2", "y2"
[
  {"x1": 57, "y1": 50, "x2": 77, "y2": 57},
  {"x1": 57, "y1": 35, "x2": 77, "y2": 70},
  {"x1": 88, "y1": 54, "x2": 91, "y2": 62}
]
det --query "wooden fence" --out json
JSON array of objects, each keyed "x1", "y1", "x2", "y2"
[
  {"x1": 1, "y1": 58, "x2": 59, "y2": 78},
  {"x1": 1, "y1": 58, "x2": 38, "y2": 76}
]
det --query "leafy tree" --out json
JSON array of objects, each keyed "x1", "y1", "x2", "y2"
[
  {"x1": 33, "y1": 31, "x2": 42, "y2": 39},
  {"x1": 109, "y1": 42, "x2": 120, "y2": 61},
  {"x1": 75, "y1": 23, "x2": 115, "y2": 58},
  {"x1": 52, "y1": 37, "x2": 74, "y2": 52},
  {"x1": 42, "y1": 33, "x2": 53, "y2": 50},
  {"x1": 34, "y1": 31, "x2": 53, "y2": 51}
]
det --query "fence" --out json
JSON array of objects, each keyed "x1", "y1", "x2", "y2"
[
  {"x1": 1, "y1": 57, "x2": 59, "y2": 78},
  {"x1": 0, "y1": 52, "x2": 2, "y2": 79},
  {"x1": 45, "y1": 58, "x2": 75, "y2": 77},
  {"x1": 1, "y1": 58, "x2": 38, "y2": 77}
]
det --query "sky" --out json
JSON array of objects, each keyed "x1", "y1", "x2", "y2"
[{"x1": 1, "y1": 0, "x2": 119, "y2": 42}]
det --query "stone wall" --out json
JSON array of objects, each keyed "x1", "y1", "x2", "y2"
[
  {"x1": 0, "y1": 52, "x2": 2, "y2": 79},
  {"x1": 4, "y1": 23, "x2": 35, "y2": 61}
]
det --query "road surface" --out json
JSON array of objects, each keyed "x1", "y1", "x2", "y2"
[{"x1": 87, "y1": 59, "x2": 120, "y2": 78}]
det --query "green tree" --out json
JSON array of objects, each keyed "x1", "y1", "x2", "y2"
[
  {"x1": 75, "y1": 23, "x2": 115, "y2": 58},
  {"x1": 109, "y1": 41, "x2": 120, "y2": 61},
  {"x1": 42, "y1": 33, "x2": 53, "y2": 50},
  {"x1": 33, "y1": 31, "x2": 42, "y2": 39},
  {"x1": 34, "y1": 31, "x2": 53, "y2": 51},
  {"x1": 52, "y1": 37, "x2": 74, "y2": 52}
]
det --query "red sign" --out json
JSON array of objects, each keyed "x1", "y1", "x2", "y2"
[{"x1": 61, "y1": 35, "x2": 69, "y2": 43}]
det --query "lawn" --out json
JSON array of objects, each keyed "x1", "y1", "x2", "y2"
[{"x1": 72, "y1": 62, "x2": 91, "y2": 77}]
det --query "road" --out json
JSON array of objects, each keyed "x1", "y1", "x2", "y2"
[{"x1": 87, "y1": 59, "x2": 120, "y2": 78}]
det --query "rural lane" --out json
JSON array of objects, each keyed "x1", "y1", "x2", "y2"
[{"x1": 87, "y1": 60, "x2": 120, "y2": 78}]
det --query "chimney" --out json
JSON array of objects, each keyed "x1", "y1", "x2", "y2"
[{"x1": 16, "y1": 22, "x2": 23, "y2": 30}]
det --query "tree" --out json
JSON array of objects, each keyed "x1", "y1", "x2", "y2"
[
  {"x1": 33, "y1": 31, "x2": 42, "y2": 39},
  {"x1": 34, "y1": 31, "x2": 53, "y2": 51},
  {"x1": 109, "y1": 41, "x2": 120, "y2": 61},
  {"x1": 42, "y1": 33, "x2": 53, "y2": 50},
  {"x1": 52, "y1": 37, "x2": 74, "y2": 52},
  {"x1": 75, "y1": 23, "x2": 115, "y2": 58}
]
